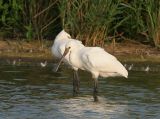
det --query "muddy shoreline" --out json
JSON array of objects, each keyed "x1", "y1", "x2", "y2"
[{"x1": 0, "y1": 39, "x2": 160, "y2": 63}]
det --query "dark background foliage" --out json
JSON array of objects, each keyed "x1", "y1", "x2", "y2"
[{"x1": 0, "y1": 0, "x2": 159, "y2": 47}]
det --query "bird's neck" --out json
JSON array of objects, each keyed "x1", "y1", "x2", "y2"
[{"x1": 68, "y1": 49, "x2": 81, "y2": 69}]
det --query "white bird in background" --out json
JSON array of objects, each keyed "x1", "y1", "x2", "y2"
[
  {"x1": 12, "y1": 60, "x2": 16, "y2": 65},
  {"x1": 51, "y1": 30, "x2": 84, "y2": 93},
  {"x1": 145, "y1": 66, "x2": 150, "y2": 72},
  {"x1": 55, "y1": 40, "x2": 128, "y2": 101},
  {"x1": 40, "y1": 61, "x2": 47, "y2": 67},
  {"x1": 128, "y1": 64, "x2": 133, "y2": 71}
]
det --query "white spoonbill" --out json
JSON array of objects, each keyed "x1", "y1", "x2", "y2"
[
  {"x1": 51, "y1": 30, "x2": 72, "y2": 62},
  {"x1": 51, "y1": 30, "x2": 84, "y2": 94},
  {"x1": 55, "y1": 40, "x2": 128, "y2": 101}
]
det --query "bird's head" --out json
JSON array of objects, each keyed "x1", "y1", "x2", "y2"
[{"x1": 55, "y1": 29, "x2": 71, "y2": 40}]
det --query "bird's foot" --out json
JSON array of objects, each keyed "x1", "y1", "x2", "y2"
[
  {"x1": 93, "y1": 95, "x2": 99, "y2": 102},
  {"x1": 73, "y1": 78, "x2": 80, "y2": 96},
  {"x1": 73, "y1": 89, "x2": 79, "y2": 96}
]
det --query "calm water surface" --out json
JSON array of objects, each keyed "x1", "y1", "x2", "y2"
[{"x1": 0, "y1": 61, "x2": 160, "y2": 119}]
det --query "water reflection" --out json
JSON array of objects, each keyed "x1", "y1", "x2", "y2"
[
  {"x1": 52, "y1": 96, "x2": 129, "y2": 119},
  {"x1": 0, "y1": 61, "x2": 160, "y2": 119}
]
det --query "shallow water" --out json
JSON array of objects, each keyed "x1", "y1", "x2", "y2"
[{"x1": 0, "y1": 61, "x2": 160, "y2": 119}]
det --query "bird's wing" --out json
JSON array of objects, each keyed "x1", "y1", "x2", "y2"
[{"x1": 81, "y1": 47, "x2": 124, "y2": 73}]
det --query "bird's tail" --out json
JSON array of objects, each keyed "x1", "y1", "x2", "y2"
[
  {"x1": 116, "y1": 62, "x2": 128, "y2": 78},
  {"x1": 121, "y1": 67, "x2": 128, "y2": 78}
]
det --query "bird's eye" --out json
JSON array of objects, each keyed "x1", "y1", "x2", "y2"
[{"x1": 68, "y1": 47, "x2": 71, "y2": 49}]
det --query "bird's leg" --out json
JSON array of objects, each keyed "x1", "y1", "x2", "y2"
[
  {"x1": 73, "y1": 71, "x2": 77, "y2": 95},
  {"x1": 73, "y1": 70, "x2": 80, "y2": 96},
  {"x1": 93, "y1": 78, "x2": 98, "y2": 102},
  {"x1": 75, "y1": 70, "x2": 80, "y2": 92}
]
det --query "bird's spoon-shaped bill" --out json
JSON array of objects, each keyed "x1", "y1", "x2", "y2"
[{"x1": 54, "y1": 47, "x2": 70, "y2": 72}]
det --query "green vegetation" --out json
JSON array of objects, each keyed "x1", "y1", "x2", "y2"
[
  {"x1": 0, "y1": 0, "x2": 59, "y2": 40},
  {"x1": 0, "y1": 0, "x2": 160, "y2": 48}
]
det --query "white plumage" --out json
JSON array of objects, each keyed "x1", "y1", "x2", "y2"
[
  {"x1": 51, "y1": 30, "x2": 72, "y2": 63},
  {"x1": 51, "y1": 30, "x2": 84, "y2": 65}
]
